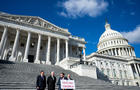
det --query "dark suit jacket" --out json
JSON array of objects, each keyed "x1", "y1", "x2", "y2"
[
  {"x1": 36, "y1": 75, "x2": 46, "y2": 90},
  {"x1": 47, "y1": 75, "x2": 56, "y2": 90}
]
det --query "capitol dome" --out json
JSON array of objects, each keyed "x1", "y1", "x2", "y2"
[{"x1": 97, "y1": 21, "x2": 136, "y2": 57}]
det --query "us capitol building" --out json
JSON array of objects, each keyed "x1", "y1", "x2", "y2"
[{"x1": 0, "y1": 12, "x2": 140, "y2": 86}]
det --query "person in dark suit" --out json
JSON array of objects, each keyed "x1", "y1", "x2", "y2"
[
  {"x1": 66, "y1": 74, "x2": 73, "y2": 80},
  {"x1": 36, "y1": 71, "x2": 46, "y2": 90},
  {"x1": 57, "y1": 73, "x2": 67, "y2": 90},
  {"x1": 47, "y1": 71, "x2": 56, "y2": 90}
]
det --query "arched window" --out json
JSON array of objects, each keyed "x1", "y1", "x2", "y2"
[
  {"x1": 107, "y1": 69, "x2": 110, "y2": 76},
  {"x1": 124, "y1": 70, "x2": 127, "y2": 79},
  {"x1": 119, "y1": 70, "x2": 123, "y2": 79},
  {"x1": 113, "y1": 69, "x2": 116, "y2": 78}
]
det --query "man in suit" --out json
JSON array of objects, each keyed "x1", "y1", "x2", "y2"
[
  {"x1": 47, "y1": 71, "x2": 56, "y2": 90},
  {"x1": 36, "y1": 71, "x2": 46, "y2": 90},
  {"x1": 66, "y1": 74, "x2": 73, "y2": 80},
  {"x1": 57, "y1": 73, "x2": 67, "y2": 90}
]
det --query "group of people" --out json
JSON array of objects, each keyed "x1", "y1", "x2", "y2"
[{"x1": 36, "y1": 71, "x2": 73, "y2": 90}]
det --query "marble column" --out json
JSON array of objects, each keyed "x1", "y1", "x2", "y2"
[
  {"x1": 114, "y1": 48, "x2": 117, "y2": 56},
  {"x1": 65, "y1": 40, "x2": 68, "y2": 59},
  {"x1": 132, "y1": 49, "x2": 136, "y2": 56},
  {"x1": 0, "y1": 26, "x2": 7, "y2": 57},
  {"x1": 125, "y1": 48, "x2": 128, "y2": 56},
  {"x1": 83, "y1": 47, "x2": 86, "y2": 61},
  {"x1": 1, "y1": 34, "x2": 7, "y2": 59},
  {"x1": 35, "y1": 34, "x2": 41, "y2": 64},
  {"x1": 136, "y1": 64, "x2": 140, "y2": 76},
  {"x1": 46, "y1": 36, "x2": 51, "y2": 64},
  {"x1": 134, "y1": 63, "x2": 139, "y2": 78},
  {"x1": 9, "y1": 29, "x2": 20, "y2": 61},
  {"x1": 126, "y1": 48, "x2": 129, "y2": 56},
  {"x1": 118, "y1": 48, "x2": 121, "y2": 56},
  {"x1": 130, "y1": 48, "x2": 133, "y2": 56},
  {"x1": 111, "y1": 49, "x2": 114, "y2": 56},
  {"x1": 129, "y1": 64, "x2": 135, "y2": 79},
  {"x1": 128, "y1": 48, "x2": 132, "y2": 56},
  {"x1": 23, "y1": 32, "x2": 31, "y2": 62},
  {"x1": 56, "y1": 38, "x2": 60, "y2": 64}
]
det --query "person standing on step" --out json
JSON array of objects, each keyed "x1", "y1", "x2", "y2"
[
  {"x1": 36, "y1": 71, "x2": 46, "y2": 90},
  {"x1": 66, "y1": 74, "x2": 73, "y2": 90},
  {"x1": 47, "y1": 71, "x2": 56, "y2": 90},
  {"x1": 57, "y1": 73, "x2": 66, "y2": 90},
  {"x1": 66, "y1": 74, "x2": 73, "y2": 80}
]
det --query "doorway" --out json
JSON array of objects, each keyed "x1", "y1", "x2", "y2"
[{"x1": 28, "y1": 55, "x2": 34, "y2": 63}]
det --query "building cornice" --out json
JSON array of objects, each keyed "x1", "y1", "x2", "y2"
[
  {"x1": 86, "y1": 53, "x2": 131, "y2": 62},
  {"x1": 0, "y1": 15, "x2": 70, "y2": 35}
]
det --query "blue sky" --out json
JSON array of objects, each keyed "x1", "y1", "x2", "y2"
[{"x1": 0, "y1": 0, "x2": 140, "y2": 57}]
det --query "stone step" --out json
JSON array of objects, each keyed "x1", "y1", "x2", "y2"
[{"x1": 0, "y1": 60, "x2": 140, "y2": 90}]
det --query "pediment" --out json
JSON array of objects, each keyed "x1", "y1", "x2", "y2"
[{"x1": 0, "y1": 12, "x2": 70, "y2": 34}]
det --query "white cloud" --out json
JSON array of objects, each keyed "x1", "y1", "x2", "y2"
[
  {"x1": 130, "y1": 12, "x2": 135, "y2": 15},
  {"x1": 121, "y1": 25, "x2": 140, "y2": 44},
  {"x1": 59, "y1": 0, "x2": 108, "y2": 18}
]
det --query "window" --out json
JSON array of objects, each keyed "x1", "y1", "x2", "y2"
[
  {"x1": 124, "y1": 70, "x2": 127, "y2": 79},
  {"x1": 20, "y1": 43, "x2": 24, "y2": 47},
  {"x1": 119, "y1": 70, "x2": 122, "y2": 79},
  {"x1": 113, "y1": 69, "x2": 116, "y2": 78},
  {"x1": 107, "y1": 69, "x2": 110, "y2": 76},
  {"x1": 30, "y1": 42, "x2": 35, "y2": 48},
  {"x1": 10, "y1": 41, "x2": 14, "y2": 45},
  {"x1": 40, "y1": 46, "x2": 43, "y2": 50}
]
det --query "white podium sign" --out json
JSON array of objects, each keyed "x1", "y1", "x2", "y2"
[{"x1": 61, "y1": 80, "x2": 75, "y2": 89}]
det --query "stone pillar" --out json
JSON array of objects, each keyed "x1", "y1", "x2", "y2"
[
  {"x1": 130, "y1": 48, "x2": 133, "y2": 56},
  {"x1": 132, "y1": 49, "x2": 136, "y2": 56},
  {"x1": 0, "y1": 26, "x2": 7, "y2": 57},
  {"x1": 9, "y1": 29, "x2": 20, "y2": 61},
  {"x1": 1, "y1": 34, "x2": 7, "y2": 59},
  {"x1": 127, "y1": 48, "x2": 129, "y2": 56},
  {"x1": 134, "y1": 63, "x2": 139, "y2": 78},
  {"x1": 125, "y1": 48, "x2": 128, "y2": 56},
  {"x1": 23, "y1": 32, "x2": 31, "y2": 62},
  {"x1": 118, "y1": 48, "x2": 121, "y2": 56},
  {"x1": 128, "y1": 48, "x2": 132, "y2": 56},
  {"x1": 35, "y1": 34, "x2": 41, "y2": 64},
  {"x1": 46, "y1": 36, "x2": 51, "y2": 64},
  {"x1": 123, "y1": 48, "x2": 126, "y2": 56},
  {"x1": 56, "y1": 38, "x2": 60, "y2": 64},
  {"x1": 111, "y1": 49, "x2": 114, "y2": 56},
  {"x1": 83, "y1": 47, "x2": 86, "y2": 61},
  {"x1": 114, "y1": 48, "x2": 117, "y2": 56},
  {"x1": 65, "y1": 40, "x2": 68, "y2": 59},
  {"x1": 129, "y1": 64, "x2": 135, "y2": 79},
  {"x1": 136, "y1": 64, "x2": 140, "y2": 75}
]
